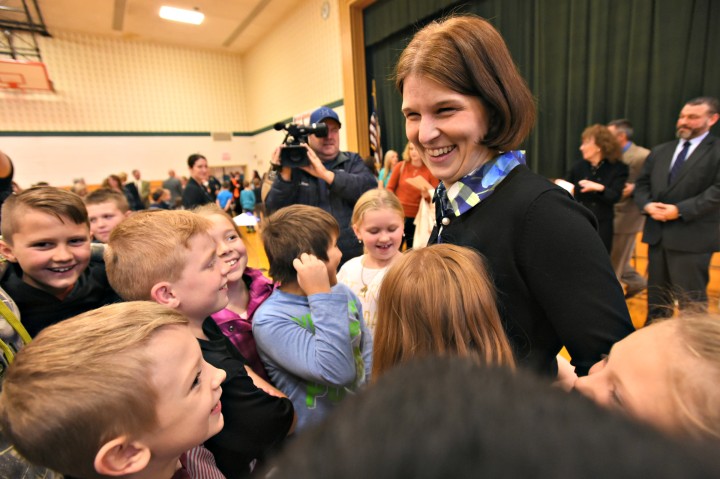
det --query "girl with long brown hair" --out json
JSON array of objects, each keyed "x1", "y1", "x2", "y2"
[{"x1": 372, "y1": 243, "x2": 514, "y2": 377}]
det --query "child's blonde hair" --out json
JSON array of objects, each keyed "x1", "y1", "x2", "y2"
[
  {"x1": 0, "y1": 301, "x2": 188, "y2": 479},
  {"x1": 382, "y1": 150, "x2": 398, "y2": 172},
  {"x1": 401, "y1": 142, "x2": 413, "y2": 161},
  {"x1": 84, "y1": 188, "x2": 130, "y2": 213},
  {"x1": 351, "y1": 189, "x2": 404, "y2": 229},
  {"x1": 105, "y1": 210, "x2": 212, "y2": 300},
  {"x1": 373, "y1": 244, "x2": 515, "y2": 377},
  {"x1": 667, "y1": 314, "x2": 720, "y2": 441},
  {"x1": 1, "y1": 186, "x2": 88, "y2": 243}
]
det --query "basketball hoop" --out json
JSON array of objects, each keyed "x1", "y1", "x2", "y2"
[{"x1": 0, "y1": 59, "x2": 54, "y2": 92}]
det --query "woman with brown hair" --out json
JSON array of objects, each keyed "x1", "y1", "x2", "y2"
[
  {"x1": 396, "y1": 15, "x2": 633, "y2": 377},
  {"x1": 102, "y1": 174, "x2": 138, "y2": 211},
  {"x1": 564, "y1": 124, "x2": 628, "y2": 252},
  {"x1": 372, "y1": 244, "x2": 514, "y2": 377}
]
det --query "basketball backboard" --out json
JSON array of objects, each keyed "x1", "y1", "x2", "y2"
[{"x1": 0, "y1": 59, "x2": 53, "y2": 91}]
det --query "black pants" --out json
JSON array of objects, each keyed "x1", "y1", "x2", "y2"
[
  {"x1": 646, "y1": 242, "x2": 711, "y2": 322},
  {"x1": 402, "y1": 216, "x2": 416, "y2": 250}
]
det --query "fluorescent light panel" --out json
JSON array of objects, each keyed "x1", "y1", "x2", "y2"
[{"x1": 159, "y1": 6, "x2": 204, "y2": 25}]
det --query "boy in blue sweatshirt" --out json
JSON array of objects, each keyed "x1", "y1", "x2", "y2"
[{"x1": 254, "y1": 204, "x2": 372, "y2": 431}]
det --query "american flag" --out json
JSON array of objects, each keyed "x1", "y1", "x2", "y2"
[{"x1": 369, "y1": 79, "x2": 383, "y2": 170}]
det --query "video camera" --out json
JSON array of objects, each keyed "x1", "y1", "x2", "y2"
[{"x1": 274, "y1": 121, "x2": 328, "y2": 167}]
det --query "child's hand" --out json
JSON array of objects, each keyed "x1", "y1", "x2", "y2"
[{"x1": 293, "y1": 253, "x2": 331, "y2": 295}]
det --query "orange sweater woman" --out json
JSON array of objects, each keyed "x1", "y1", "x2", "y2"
[{"x1": 387, "y1": 143, "x2": 439, "y2": 248}]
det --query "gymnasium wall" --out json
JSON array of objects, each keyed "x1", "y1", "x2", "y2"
[
  {"x1": 242, "y1": 0, "x2": 344, "y2": 131},
  {"x1": 0, "y1": 0, "x2": 345, "y2": 187}
]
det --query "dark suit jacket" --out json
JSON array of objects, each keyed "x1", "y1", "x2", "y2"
[
  {"x1": 634, "y1": 134, "x2": 720, "y2": 253},
  {"x1": 123, "y1": 183, "x2": 143, "y2": 211},
  {"x1": 565, "y1": 159, "x2": 628, "y2": 222},
  {"x1": 182, "y1": 177, "x2": 213, "y2": 209}
]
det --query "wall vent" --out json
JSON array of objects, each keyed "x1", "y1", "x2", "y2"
[{"x1": 212, "y1": 132, "x2": 232, "y2": 141}]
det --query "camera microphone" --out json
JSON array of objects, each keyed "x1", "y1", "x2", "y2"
[{"x1": 273, "y1": 122, "x2": 287, "y2": 131}]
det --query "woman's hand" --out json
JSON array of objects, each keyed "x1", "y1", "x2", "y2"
[{"x1": 578, "y1": 179, "x2": 605, "y2": 193}]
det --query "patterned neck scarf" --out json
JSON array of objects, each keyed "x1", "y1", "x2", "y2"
[{"x1": 435, "y1": 150, "x2": 526, "y2": 219}]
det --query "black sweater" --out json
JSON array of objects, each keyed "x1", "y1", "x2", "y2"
[{"x1": 430, "y1": 166, "x2": 634, "y2": 376}]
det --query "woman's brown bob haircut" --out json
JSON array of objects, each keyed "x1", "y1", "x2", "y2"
[
  {"x1": 373, "y1": 244, "x2": 515, "y2": 377},
  {"x1": 395, "y1": 15, "x2": 536, "y2": 151},
  {"x1": 582, "y1": 124, "x2": 622, "y2": 163}
]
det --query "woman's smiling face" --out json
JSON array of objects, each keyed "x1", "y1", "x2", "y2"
[{"x1": 402, "y1": 74, "x2": 494, "y2": 188}]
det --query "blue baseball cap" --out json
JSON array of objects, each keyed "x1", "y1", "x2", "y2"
[{"x1": 310, "y1": 106, "x2": 341, "y2": 127}]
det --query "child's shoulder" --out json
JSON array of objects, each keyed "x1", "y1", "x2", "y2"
[
  {"x1": 255, "y1": 284, "x2": 356, "y2": 320},
  {"x1": 338, "y1": 255, "x2": 363, "y2": 273},
  {"x1": 255, "y1": 289, "x2": 308, "y2": 317},
  {"x1": 331, "y1": 282, "x2": 356, "y2": 298}
]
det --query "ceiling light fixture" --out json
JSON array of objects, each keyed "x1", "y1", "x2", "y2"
[{"x1": 159, "y1": 6, "x2": 204, "y2": 25}]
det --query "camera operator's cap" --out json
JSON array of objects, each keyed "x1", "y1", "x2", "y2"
[{"x1": 310, "y1": 106, "x2": 341, "y2": 127}]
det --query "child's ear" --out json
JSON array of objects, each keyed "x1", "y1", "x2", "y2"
[
  {"x1": 0, "y1": 240, "x2": 17, "y2": 263},
  {"x1": 94, "y1": 437, "x2": 151, "y2": 476},
  {"x1": 151, "y1": 282, "x2": 180, "y2": 308},
  {"x1": 352, "y1": 225, "x2": 361, "y2": 241}
]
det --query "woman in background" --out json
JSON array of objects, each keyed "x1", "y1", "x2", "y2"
[
  {"x1": 565, "y1": 124, "x2": 628, "y2": 252},
  {"x1": 102, "y1": 174, "x2": 136, "y2": 211},
  {"x1": 378, "y1": 150, "x2": 399, "y2": 188},
  {"x1": 182, "y1": 153, "x2": 213, "y2": 209},
  {"x1": 387, "y1": 143, "x2": 438, "y2": 249}
]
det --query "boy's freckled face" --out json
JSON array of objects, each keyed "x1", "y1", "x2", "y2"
[
  {"x1": 86, "y1": 201, "x2": 128, "y2": 243},
  {"x1": 2, "y1": 210, "x2": 91, "y2": 299},
  {"x1": 171, "y1": 233, "x2": 230, "y2": 320},
  {"x1": 143, "y1": 325, "x2": 226, "y2": 459}
]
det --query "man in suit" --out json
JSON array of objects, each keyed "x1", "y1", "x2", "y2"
[
  {"x1": 132, "y1": 169, "x2": 151, "y2": 208},
  {"x1": 634, "y1": 97, "x2": 720, "y2": 323},
  {"x1": 162, "y1": 169, "x2": 183, "y2": 208},
  {"x1": 607, "y1": 119, "x2": 651, "y2": 298}
]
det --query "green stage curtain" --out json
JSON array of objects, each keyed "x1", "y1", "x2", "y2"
[{"x1": 365, "y1": 0, "x2": 720, "y2": 178}]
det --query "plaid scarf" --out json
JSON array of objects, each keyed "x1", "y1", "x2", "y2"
[{"x1": 435, "y1": 150, "x2": 526, "y2": 223}]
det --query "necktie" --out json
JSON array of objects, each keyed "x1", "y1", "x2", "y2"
[{"x1": 669, "y1": 141, "x2": 691, "y2": 184}]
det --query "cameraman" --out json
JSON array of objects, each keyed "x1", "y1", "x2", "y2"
[{"x1": 266, "y1": 107, "x2": 377, "y2": 263}]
